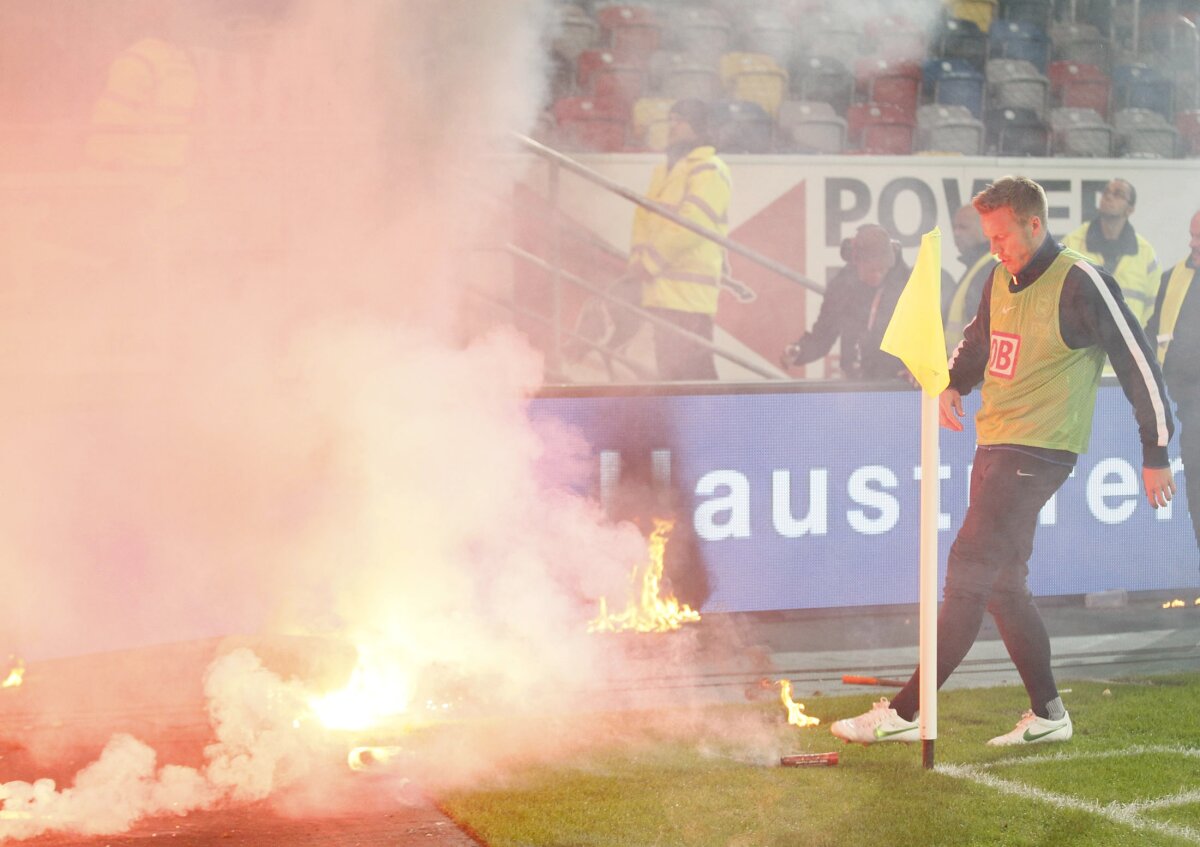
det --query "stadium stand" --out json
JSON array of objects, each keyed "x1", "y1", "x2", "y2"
[{"x1": 540, "y1": 0, "x2": 1199, "y2": 159}]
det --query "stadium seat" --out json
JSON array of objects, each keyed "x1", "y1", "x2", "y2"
[
  {"x1": 709, "y1": 99, "x2": 774, "y2": 153},
  {"x1": 847, "y1": 102, "x2": 915, "y2": 154},
  {"x1": 778, "y1": 99, "x2": 847, "y2": 153},
  {"x1": 1112, "y1": 107, "x2": 1178, "y2": 158},
  {"x1": 631, "y1": 96, "x2": 674, "y2": 151},
  {"x1": 1177, "y1": 109, "x2": 1200, "y2": 156},
  {"x1": 999, "y1": 0, "x2": 1053, "y2": 30},
  {"x1": 673, "y1": 7, "x2": 731, "y2": 63},
  {"x1": 596, "y1": 5, "x2": 661, "y2": 61},
  {"x1": 864, "y1": 15, "x2": 927, "y2": 63},
  {"x1": 553, "y1": 96, "x2": 627, "y2": 152},
  {"x1": 1050, "y1": 22, "x2": 1108, "y2": 70},
  {"x1": 805, "y1": 12, "x2": 862, "y2": 62},
  {"x1": 989, "y1": 20, "x2": 1050, "y2": 73},
  {"x1": 935, "y1": 18, "x2": 987, "y2": 72},
  {"x1": 740, "y1": 8, "x2": 799, "y2": 67},
  {"x1": 856, "y1": 58, "x2": 921, "y2": 115},
  {"x1": 985, "y1": 106, "x2": 1050, "y2": 155},
  {"x1": 553, "y1": 3, "x2": 599, "y2": 63},
  {"x1": 986, "y1": 58, "x2": 1049, "y2": 117},
  {"x1": 1048, "y1": 61, "x2": 1110, "y2": 117},
  {"x1": 946, "y1": 0, "x2": 998, "y2": 34},
  {"x1": 577, "y1": 49, "x2": 646, "y2": 111},
  {"x1": 1112, "y1": 63, "x2": 1175, "y2": 121},
  {"x1": 1138, "y1": 14, "x2": 1200, "y2": 117},
  {"x1": 720, "y1": 52, "x2": 788, "y2": 118},
  {"x1": 792, "y1": 55, "x2": 853, "y2": 115},
  {"x1": 1139, "y1": 13, "x2": 1200, "y2": 73},
  {"x1": 1049, "y1": 107, "x2": 1112, "y2": 156},
  {"x1": 652, "y1": 52, "x2": 722, "y2": 101},
  {"x1": 916, "y1": 103, "x2": 984, "y2": 154},
  {"x1": 924, "y1": 58, "x2": 986, "y2": 118}
]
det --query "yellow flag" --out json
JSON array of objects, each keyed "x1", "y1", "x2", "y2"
[{"x1": 880, "y1": 228, "x2": 949, "y2": 397}]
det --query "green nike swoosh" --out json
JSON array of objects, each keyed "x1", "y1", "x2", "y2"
[
  {"x1": 1022, "y1": 726, "x2": 1063, "y2": 742},
  {"x1": 874, "y1": 726, "x2": 915, "y2": 739}
]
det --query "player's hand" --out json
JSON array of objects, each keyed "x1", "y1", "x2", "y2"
[
  {"x1": 1142, "y1": 465, "x2": 1176, "y2": 509},
  {"x1": 939, "y1": 387, "x2": 964, "y2": 431}
]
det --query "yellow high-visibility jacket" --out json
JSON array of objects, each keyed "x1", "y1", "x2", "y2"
[
  {"x1": 86, "y1": 37, "x2": 199, "y2": 174},
  {"x1": 1063, "y1": 221, "x2": 1160, "y2": 326},
  {"x1": 630, "y1": 145, "x2": 732, "y2": 315}
]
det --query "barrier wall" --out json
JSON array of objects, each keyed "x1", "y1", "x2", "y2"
[
  {"x1": 530, "y1": 383, "x2": 1200, "y2": 612},
  {"x1": 530, "y1": 155, "x2": 1200, "y2": 380}
]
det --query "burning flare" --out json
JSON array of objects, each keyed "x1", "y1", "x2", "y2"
[
  {"x1": 777, "y1": 680, "x2": 820, "y2": 728},
  {"x1": 588, "y1": 518, "x2": 700, "y2": 633},
  {"x1": 307, "y1": 646, "x2": 412, "y2": 732},
  {"x1": 1, "y1": 658, "x2": 24, "y2": 689}
]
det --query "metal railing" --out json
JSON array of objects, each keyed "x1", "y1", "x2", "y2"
[{"x1": 499, "y1": 133, "x2": 825, "y2": 383}]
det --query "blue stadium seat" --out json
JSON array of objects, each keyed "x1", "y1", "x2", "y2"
[
  {"x1": 989, "y1": 20, "x2": 1050, "y2": 73},
  {"x1": 924, "y1": 59, "x2": 985, "y2": 118},
  {"x1": 1112, "y1": 63, "x2": 1175, "y2": 121}
]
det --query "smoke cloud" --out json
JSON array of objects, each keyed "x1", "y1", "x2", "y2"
[{"x1": 0, "y1": 0, "x2": 702, "y2": 839}]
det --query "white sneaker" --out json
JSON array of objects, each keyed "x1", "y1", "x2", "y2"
[
  {"x1": 987, "y1": 710, "x2": 1073, "y2": 746},
  {"x1": 830, "y1": 698, "x2": 919, "y2": 744}
]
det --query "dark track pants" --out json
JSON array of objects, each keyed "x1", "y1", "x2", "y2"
[{"x1": 890, "y1": 446, "x2": 1073, "y2": 721}]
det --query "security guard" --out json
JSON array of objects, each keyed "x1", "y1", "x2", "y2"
[
  {"x1": 1063, "y1": 178, "x2": 1160, "y2": 327},
  {"x1": 627, "y1": 98, "x2": 732, "y2": 381},
  {"x1": 1146, "y1": 209, "x2": 1200, "y2": 557}
]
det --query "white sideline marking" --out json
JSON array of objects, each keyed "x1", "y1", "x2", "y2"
[{"x1": 936, "y1": 745, "x2": 1200, "y2": 845}]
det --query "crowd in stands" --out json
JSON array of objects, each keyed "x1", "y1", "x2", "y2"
[{"x1": 541, "y1": 0, "x2": 1200, "y2": 158}]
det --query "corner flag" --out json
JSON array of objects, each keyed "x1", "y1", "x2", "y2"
[
  {"x1": 880, "y1": 228, "x2": 949, "y2": 397},
  {"x1": 878, "y1": 227, "x2": 947, "y2": 768}
]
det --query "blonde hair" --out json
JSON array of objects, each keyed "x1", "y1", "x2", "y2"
[{"x1": 972, "y1": 176, "x2": 1048, "y2": 224}]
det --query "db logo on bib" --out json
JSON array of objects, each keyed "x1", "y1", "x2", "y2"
[{"x1": 989, "y1": 331, "x2": 1020, "y2": 379}]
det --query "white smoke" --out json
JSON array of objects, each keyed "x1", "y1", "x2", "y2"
[{"x1": 0, "y1": 0, "x2": 665, "y2": 840}]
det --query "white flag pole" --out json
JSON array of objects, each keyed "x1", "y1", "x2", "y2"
[{"x1": 919, "y1": 390, "x2": 939, "y2": 769}]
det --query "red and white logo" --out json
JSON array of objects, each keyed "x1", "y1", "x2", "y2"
[{"x1": 988, "y1": 331, "x2": 1021, "y2": 379}]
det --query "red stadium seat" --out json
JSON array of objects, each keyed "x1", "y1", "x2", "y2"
[
  {"x1": 846, "y1": 102, "x2": 915, "y2": 153},
  {"x1": 1177, "y1": 109, "x2": 1200, "y2": 155},
  {"x1": 553, "y1": 97, "x2": 627, "y2": 152},
  {"x1": 1048, "y1": 61, "x2": 1110, "y2": 117},
  {"x1": 596, "y1": 5, "x2": 661, "y2": 61},
  {"x1": 855, "y1": 58, "x2": 921, "y2": 115},
  {"x1": 577, "y1": 49, "x2": 646, "y2": 111}
]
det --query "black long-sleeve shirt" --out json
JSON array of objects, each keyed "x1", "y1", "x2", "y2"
[
  {"x1": 789, "y1": 261, "x2": 909, "y2": 380},
  {"x1": 949, "y1": 237, "x2": 1174, "y2": 468}
]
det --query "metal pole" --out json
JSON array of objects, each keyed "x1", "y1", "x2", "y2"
[
  {"x1": 548, "y1": 158, "x2": 563, "y2": 378},
  {"x1": 504, "y1": 243, "x2": 784, "y2": 380},
  {"x1": 512, "y1": 132, "x2": 825, "y2": 296}
]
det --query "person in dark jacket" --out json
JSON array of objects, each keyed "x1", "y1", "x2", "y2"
[
  {"x1": 1146, "y1": 209, "x2": 1200, "y2": 559},
  {"x1": 829, "y1": 176, "x2": 1175, "y2": 749},
  {"x1": 780, "y1": 224, "x2": 909, "y2": 382}
]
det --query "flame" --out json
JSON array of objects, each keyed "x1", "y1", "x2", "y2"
[
  {"x1": 307, "y1": 647, "x2": 412, "y2": 732},
  {"x1": 777, "y1": 680, "x2": 820, "y2": 728},
  {"x1": 1163, "y1": 599, "x2": 1186, "y2": 609},
  {"x1": 587, "y1": 518, "x2": 701, "y2": 633},
  {"x1": 1, "y1": 658, "x2": 24, "y2": 689}
]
